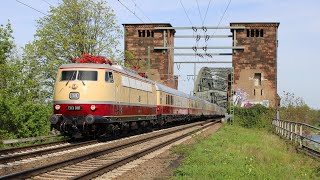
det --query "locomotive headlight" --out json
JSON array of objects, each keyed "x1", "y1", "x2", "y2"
[
  {"x1": 85, "y1": 114, "x2": 95, "y2": 124},
  {"x1": 55, "y1": 105, "x2": 60, "y2": 110},
  {"x1": 90, "y1": 105, "x2": 96, "y2": 111}
]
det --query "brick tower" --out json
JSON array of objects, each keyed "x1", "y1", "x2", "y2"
[
  {"x1": 230, "y1": 22, "x2": 280, "y2": 107},
  {"x1": 123, "y1": 23, "x2": 177, "y2": 89}
]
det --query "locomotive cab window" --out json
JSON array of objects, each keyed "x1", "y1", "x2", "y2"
[
  {"x1": 78, "y1": 71, "x2": 98, "y2": 81},
  {"x1": 105, "y1": 72, "x2": 114, "y2": 83},
  {"x1": 61, "y1": 70, "x2": 77, "y2": 81}
]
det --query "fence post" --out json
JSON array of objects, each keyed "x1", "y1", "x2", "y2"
[
  {"x1": 294, "y1": 123, "x2": 297, "y2": 143},
  {"x1": 283, "y1": 122, "x2": 287, "y2": 137},
  {"x1": 287, "y1": 122, "x2": 290, "y2": 139},
  {"x1": 299, "y1": 124, "x2": 303, "y2": 147},
  {"x1": 285, "y1": 122, "x2": 288, "y2": 138},
  {"x1": 281, "y1": 121, "x2": 284, "y2": 136},
  {"x1": 290, "y1": 123, "x2": 293, "y2": 141},
  {"x1": 280, "y1": 121, "x2": 283, "y2": 136},
  {"x1": 272, "y1": 120, "x2": 274, "y2": 130}
]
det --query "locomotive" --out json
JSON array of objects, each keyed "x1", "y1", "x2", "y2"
[{"x1": 50, "y1": 57, "x2": 226, "y2": 137}]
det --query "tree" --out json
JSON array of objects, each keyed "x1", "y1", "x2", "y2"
[
  {"x1": 0, "y1": 21, "x2": 51, "y2": 140},
  {"x1": 29, "y1": 0, "x2": 122, "y2": 95},
  {"x1": 0, "y1": 21, "x2": 14, "y2": 90},
  {"x1": 280, "y1": 91, "x2": 319, "y2": 125},
  {"x1": 0, "y1": 21, "x2": 13, "y2": 64},
  {"x1": 123, "y1": 50, "x2": 145, "y2": 70}
]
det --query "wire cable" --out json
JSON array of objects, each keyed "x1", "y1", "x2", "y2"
[
  {"x1": 130, "y1": 0, "x2": 152, "y2": 23},
  {"x1": 16, "y1": 0, "x2": 47, "y2": 16},
  {"x1": 41, "y1": 0, "x2": 52, "y2": 6},
  {"x1": 203, "y1": 0, "x2": 213, "y2": 25},
  {"x1": 200, "y1": 0, "x2": 231, "y2": 59},
  {"x1": 180, "y1": 0, "x2": 193, "y2": 26},
  {"x1": 117, "y1": 0, "x2": 144, "y2": 23},
  {"x1": 196, "y1": 0, "x2": 204, "y2": 24},
  {"x1": 211, "y1": 0, "x2": 231, "y2": 36}
]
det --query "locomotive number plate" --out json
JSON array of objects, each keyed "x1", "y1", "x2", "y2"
[
  {"x1": 69, "y1": 92, "x2": 80, "y2": 100},
  {"x1": 67, "y1": 106, "x2": 82, "y2": 111}
]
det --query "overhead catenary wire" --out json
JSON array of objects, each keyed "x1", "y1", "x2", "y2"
[
  {"x1": 130, "y1": 0, "x2": 152, "y2": 23},
  {"x1": 41, "y1": 0, "x2": 53, "y2": 6},
  {"x1": 202, "y1": 0, "x2": 213, "y2": 60},
  {"x1": 117, "y1": 0, "x2": 144, "y2": 23},
  {"x1": 191, "y1": 0, "x2": 214, "y2": 60},
  {"x1": 179, "y1": 0, "x2": 193, "y2": 26},
  {"x1": 195, "y1": 0, "x2": 204, "y2": 24},
  {"x1": 203, "y1": 0, "x2": 213, "y2": 26},
  {"x1": 211, "y1": 0, "x2": 232, "y2": 36},
  {"x1": 197, "y1": 0, "x2": 231, "y2": 58},
  {"x1": 16, "y1": 0, "x2": 47, "y2": 16}
]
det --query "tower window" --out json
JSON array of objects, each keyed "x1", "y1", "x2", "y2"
[
  {"x1": 147, "y1": 30, "x2": 151, "y2": 37},
  {"x1": 256, "y1": 29, "x2": 260, "y2": 37},
  {"x1": 254, "y1": 73, "x2": 262, "y2": 86},
  {"x1": 138, "y1": 30, "x2": 146, "y2": 37},
  {"x1": 254, "y1": 89, "x2": 256, "y2": 96},
  {"x1": 247, "y1": 29, "x2": 264, "y2": 38}
]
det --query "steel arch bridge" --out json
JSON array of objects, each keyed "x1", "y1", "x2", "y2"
[{"x1": 193, "y1": 67, "x2": 231, "y2": 108}]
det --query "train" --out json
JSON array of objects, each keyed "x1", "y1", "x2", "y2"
[{"x1": 49, "y1": 61, "x2": 226, "y2": 137}]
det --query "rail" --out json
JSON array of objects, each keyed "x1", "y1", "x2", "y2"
[
  {"x1": 1, "y1": 134, "x2": 62, "y2": 145},
  {"x1": 272, "y1": 119, "x2": 320, "y2": 157},
  {"x1": 0, "y1": 120, "x2": 219, "y2": 179}
]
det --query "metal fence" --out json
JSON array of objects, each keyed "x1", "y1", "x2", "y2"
[{"x1": 272, "y1": 119, "x2": 320, "y2": 155}]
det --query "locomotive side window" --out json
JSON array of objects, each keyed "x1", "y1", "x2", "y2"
[
  {"x1": 78, "y1": 71, "x2": 98, "y2": 81},
  {"x1": 61, "y1": 70, "x2": 77, "y2": 81},
  {"x1": 105, "y1": 72, "x2": 114, "y2": 83},
  {"x1": 166, "y1": 94, "x2": 168, "y2": 105}
]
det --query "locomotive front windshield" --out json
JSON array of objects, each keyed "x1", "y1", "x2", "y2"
[
  {"x1": 61, "y1": 71, "x2": 77, "y2": 81},
  {"x1": 60, "y1": 70, "x2": 98, "y2": 81},
  {"x1": 78, "y1": 71, "x2": 98, "y2": 81}
]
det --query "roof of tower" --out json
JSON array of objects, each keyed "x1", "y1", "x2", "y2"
[
  {"x1": 230, "y1": 22, "x2": 280, "y2": 27},
  {"x1": 122, "y1": 23, "x2": 172, "y2": 27}
]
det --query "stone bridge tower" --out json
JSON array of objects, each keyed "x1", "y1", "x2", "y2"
[
  {"x1": 230, "y1": 22, "x2": 280, "y2": 107},
  {"x1": 123, "y1": 23, "x2": 177, "y2": 89}
]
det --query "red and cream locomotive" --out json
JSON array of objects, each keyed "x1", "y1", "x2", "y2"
[{"x1": 50, "y1": 56, "x2": 225, "y2": 137}]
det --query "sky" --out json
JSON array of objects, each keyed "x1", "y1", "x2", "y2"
[{"x1": 0, "y1": 0, "x2": 319, "y2": 109}]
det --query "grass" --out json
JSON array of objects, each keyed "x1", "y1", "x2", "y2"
[{"x1": 172, "y1": 124, "x2": 320, "y2": 180}]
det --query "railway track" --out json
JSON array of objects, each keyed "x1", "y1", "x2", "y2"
[
  {"x1": 0, "y1": 119, "x2": 220, "y2": 179},
  {"x1": 0, "y1": 139, "x2": 68, "y2": 156},
  {"x1": 0, "y1": 140, "x2": 98, "y2": 164}
]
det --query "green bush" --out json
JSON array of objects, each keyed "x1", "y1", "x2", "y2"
[{"x1": 233, "y1": 105, "x2": 276, "y2": 129}]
